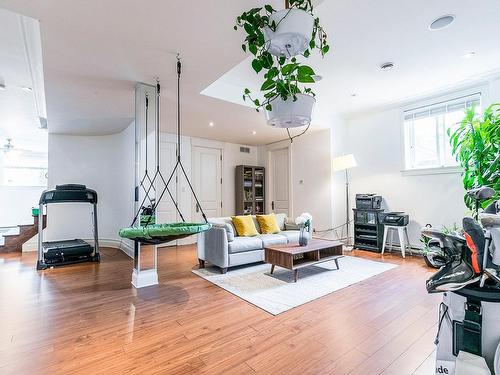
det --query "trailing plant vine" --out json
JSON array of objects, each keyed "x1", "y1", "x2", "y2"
[
  {"x1": 234, "y1": 0, "x2": 330, "y2": 111},
  {"x1": 449, "y1": 104, "x2": 500, "y2": 210}
]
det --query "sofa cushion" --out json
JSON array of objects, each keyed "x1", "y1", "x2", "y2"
[
  {"x1": 208, "y1": 217, "x2": 235, "y2": 241},
  {"x1": 231, "y1": 215, "x2": 259, "y2": 237},
  {"x1": 280, "y1": 230, "x2": 309, "y2": 244},
  {"x1": 275, "y1": 213, "x2": 287, "y2": 231},
  {"x1": 228, "y1": 237, "x2": 263, "y2": 254},
  {"x1": 258, "y1": 234, "x2": 287, "y2": 247},
  {"x1": 284, "y1": 217, "x2": 300, "y2": 231},
  {"x1": 256, "y1": 214, "x2": 281, "y2": 234}
]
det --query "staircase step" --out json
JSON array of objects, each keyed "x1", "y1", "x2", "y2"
[{"x1": 0, "y1": 215, "x2": 47, "y2": 253}]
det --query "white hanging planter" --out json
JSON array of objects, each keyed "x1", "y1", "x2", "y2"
[
  {"x1": 265, "y1": 93, "x2": 315, "y2": 128},
  {"x1": 264, "y1": 9, "x2": 314, "y2": 57}
]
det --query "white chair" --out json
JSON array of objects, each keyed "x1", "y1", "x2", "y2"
[{"x1": 381, "y1": 225, "x2": 411, "y2": 258}]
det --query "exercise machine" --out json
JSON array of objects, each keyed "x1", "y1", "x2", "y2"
[{"x1": 37, "y1": 184, "x2": 100, "y2": 270}]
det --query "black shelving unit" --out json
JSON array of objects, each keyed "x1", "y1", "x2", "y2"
[
  {"x1": 235, "y1": 165, "x2": 265, "y2": 215},
  {"x1": 353, "y1": 208, "x2": 384, "y2": 252}
]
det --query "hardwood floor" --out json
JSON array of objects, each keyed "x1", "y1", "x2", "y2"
[{"x1": 0, "y1": 245, "x2": 441, "y2": 374}]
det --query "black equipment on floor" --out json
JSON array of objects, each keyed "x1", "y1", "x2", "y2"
[
  {"x1": 380, "y1": 212, "x2": 409, "y2": 227},
  {"x1": 37, "y1": 184, "x2": 100, "y2": 270},
  {"x1": 353, "y1": 207, "x2": 385, "y2": 252},
  {"x1": 355, "y1": 194, "x2": 382, "y2": 209}
]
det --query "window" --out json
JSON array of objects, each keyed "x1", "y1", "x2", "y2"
[
  {"x1": 1, "y1": 149, "x2": 48, "y2": 186},
  {"x1": 403, "y1": 93, "x2": 481, "y2": 171}
]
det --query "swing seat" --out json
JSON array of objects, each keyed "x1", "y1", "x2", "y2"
[{"x1": 119, "y1": 222, "x2": 211, "y2": 245}]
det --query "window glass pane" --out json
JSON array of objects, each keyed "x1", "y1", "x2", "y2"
[
  {"x1": 403, "y1": 93, "x2": 481, "y2": 171},
  {"x1": 1, "y1": 149, "x2": 48, "y2": 186},
  {"x1": 412, "y1": 117, "x2": 439, "y2": 168},
  {"x1": 443, "y1": 111, "x2": 463, "y2": 166}
]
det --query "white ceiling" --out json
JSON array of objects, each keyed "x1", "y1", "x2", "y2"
[
  {"x1": 0, "y1": 0, "x2": 500, "y2": 146},
  {"x1": 0, "y1": 8, "x2": 47, "y2": 152}
]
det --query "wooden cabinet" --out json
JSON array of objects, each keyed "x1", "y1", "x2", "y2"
[{"x1": 235, "y1": 165, "x2": 265, "y2": 215}]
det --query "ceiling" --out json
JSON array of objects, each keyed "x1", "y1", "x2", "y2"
[
  {"x1": 0, "y1": 8, "x2": 47, "y2": 152},
  {"x1": 0, "y1": 0, "x2": 500, "y2": 146}
]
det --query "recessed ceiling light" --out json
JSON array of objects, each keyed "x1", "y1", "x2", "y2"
[
  {"x1": 252, "y1": 130, "x2": 257, "y2": 135},
  {"x1": 379, "y1": 62, "x2": 395, "y2": 71},
  {"x1": 21, "y1": 86, "x2": 33, "y2": 92},
  {"x1": 429, "y1": 15, "x2": 455, "y2": 31},
  {"x1": 462, "y1": 51, "x2": 476, "y2": 59},
  {"x1": 208, "y1": 122, "x2": 214, "y2": 127}
]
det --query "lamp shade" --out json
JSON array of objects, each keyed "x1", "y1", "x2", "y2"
[{"x1": 332, "y1": 154, "x2": 357, "y2": 171}]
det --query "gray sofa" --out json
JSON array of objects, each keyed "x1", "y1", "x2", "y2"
[{"x1": 197, "y1": 213, "x2": 311, "y2": 273}]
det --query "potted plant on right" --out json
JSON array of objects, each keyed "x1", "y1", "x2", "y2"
[{"x1": 449, "y1": 103, "x2": 500, "y2": 212}]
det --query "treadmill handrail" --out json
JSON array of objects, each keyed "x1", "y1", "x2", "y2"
[{"x1": 39, "y1": 187, "x2": 98, "y2": 205}]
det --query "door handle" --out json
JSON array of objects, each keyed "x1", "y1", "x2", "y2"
[{"x1": 271, "y1": 201, "x2": 275, "y2": 210}]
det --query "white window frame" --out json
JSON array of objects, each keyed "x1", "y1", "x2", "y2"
[{"x1": 400, "y1": 86, "x2": 487, "y2": 176}]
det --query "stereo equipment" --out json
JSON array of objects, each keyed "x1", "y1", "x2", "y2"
[
  {"x1": 380, "y1": 212, "x2": 409, "y2": 226},
  {"x1": 355, "y1": 194, "x2": 382, "y2": 209}
]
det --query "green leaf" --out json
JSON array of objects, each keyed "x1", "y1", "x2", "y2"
[
  {"x1": 241, "y1": 44, "x2": 247, "y2": 52},
  {"x1": 261, "y1": 79, "x2": 276, "y2": 91},
  {"x1": 303, "y1": 49, "x2": 310, "y2": 58},
  {"x1": 252, "y1": 59, "x2": 263, "y2": 73},
  {"x1": 309, "y1": 40, "x2": 316, "y2": 49},
  {"x1": 244, "y1": 88, "x2": 251, "y2": 94},
  {"x1": 249, "y1": 44, "x2": 257, "y2": 55},
  {"x1": 298, "y1": 75, "x2": 315, "y2": 83},
  {"x1": 264, "y1": 4, "x2": 274, "y2": 13},
  {"x1": 260, "y1": 51, "x2": 273, "y2": 68},
  {"x1": 243, "y1": 23, "x2": 254, "y2": 35},
  {"x1": 266, "y1": 67, "x2": 279, "y2": 79},
  {"x1": 297, "y1": 66, "x2": 315, "y2": 76},
  {"x1": 253, "y1": 99, "x2": 260, "y2": 106},
  {"x1": 322, "y1": 45, "x2": 330, "y2": 54},
  {"x1": 282, "y1": 63, "x2": 298, "y2": 75},
  {"x1": 265, "y1": 104, "x2": 272, "y2": 111}
]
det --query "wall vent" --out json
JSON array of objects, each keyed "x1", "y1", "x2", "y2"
[{"x1": 240, "y1": 146, "x2": 251, "y2": 154}]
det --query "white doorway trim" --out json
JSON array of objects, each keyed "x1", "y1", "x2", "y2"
[{"x1": 266, "y1": 141, "x2": 293, "y2": 217}]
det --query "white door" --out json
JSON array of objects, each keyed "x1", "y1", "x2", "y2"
[
  {"x1": 192, "y1": 146, "x2": 222, "y2": 221},
  {"x1": 270, "y1": 147, "x2": 290, "y2": 215}
]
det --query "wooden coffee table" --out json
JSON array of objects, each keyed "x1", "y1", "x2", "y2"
[{"x1": 264, "y1": 239, "x2": 344, "y2": 282}]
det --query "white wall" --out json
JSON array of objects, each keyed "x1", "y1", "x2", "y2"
[
  {"x1": 0, "y1": 186, "x2": 44, "y2": 227},
  {"x1": 258, "y1": 128, "x2": 333, "y2": 231},
  {"x1": 339, "y1": 77, "x2": 500, "y2": 247},
  {"x1": 345, "y1": 109, "x2": 466, "y2": 246},
  {"x1": 46, "y1": 123, "x2": 135, "y2": 244}
]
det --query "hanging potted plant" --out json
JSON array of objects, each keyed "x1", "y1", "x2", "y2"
[{"x1": 234, "y1": 0, "x2": 330, "y2": 129}]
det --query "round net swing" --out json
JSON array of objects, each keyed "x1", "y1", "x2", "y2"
[{"x1": 119, "y1": 56, "x2": 211, "y2": 244}]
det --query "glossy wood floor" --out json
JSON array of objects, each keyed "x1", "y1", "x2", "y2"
[{"x1": 0, "y1": 246, "x2": 441, "y2": 375}]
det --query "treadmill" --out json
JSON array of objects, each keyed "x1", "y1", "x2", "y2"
[{"x1": 37, "y1": 184, "x2": 100, "y2": 270}]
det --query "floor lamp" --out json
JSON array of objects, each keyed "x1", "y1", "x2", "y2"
[{"x1": 332, "y1": 154, "x2": 357, "y2": 245}]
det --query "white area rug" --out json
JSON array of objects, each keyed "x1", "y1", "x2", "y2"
[{"x1": 192, "y1": 256, "x2": 397, "y2": 315}]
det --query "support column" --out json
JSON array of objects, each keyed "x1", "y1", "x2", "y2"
[{"x1": 131, "y1": 242, "x2": 159, "y2": 288}]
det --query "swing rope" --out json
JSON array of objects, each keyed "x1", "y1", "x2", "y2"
[{"x1": 121, "y1": 55, "x2": 210, "y2": 244}]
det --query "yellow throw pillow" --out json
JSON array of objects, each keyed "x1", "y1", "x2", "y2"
[
  {"x1": 256, "y1": 214, "x2": 280, "y2": 234},
  {"x1": 231, "y1": 215, "x2": 259, "y2": 237}
]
